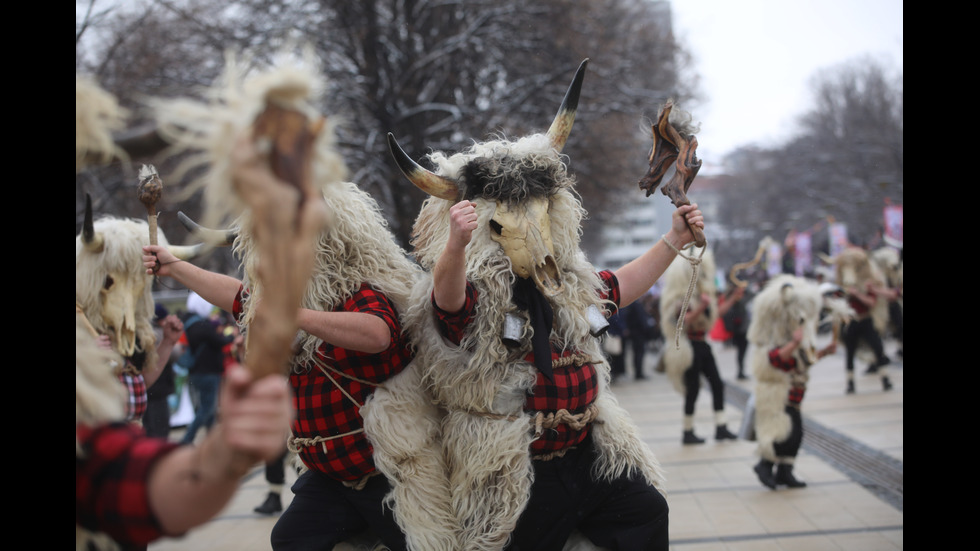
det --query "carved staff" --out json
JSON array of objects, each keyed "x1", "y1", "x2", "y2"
[
  {"x1": 137, "y1": 164, "x2": 163, "y2": 247},
  {"x1": 637, "y1": 100, "x2": 706, "y2": 248},
  {"x1": 729, "y1": 237, "x2": 774, "y2": 289},
  {"x1": 238, "y1": 101, "x2": 326, "y2": 379}
]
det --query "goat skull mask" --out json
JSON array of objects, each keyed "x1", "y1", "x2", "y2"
[
  {"x1": 489, "y1": 196, "x2": 561, "y2": 296},
  {"x1": 388, "y1": 59, "x2": 588, "y2": 299}
]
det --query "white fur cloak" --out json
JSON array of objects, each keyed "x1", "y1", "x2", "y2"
[
  {"x1": 367, "y1": 187, "x2": 666, "y2": 551},
  {"x1": 748, "y1": 275, "x2": 836, "y2": 462},
  {"x1": 658, "y1": 247, "x2": 717, "y2": 395}
]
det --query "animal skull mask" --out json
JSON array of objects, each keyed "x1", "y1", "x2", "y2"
[
  {"x1": 489, "y1": 196, "x2": 561, "y2": 296},
  {"x1": 388, "y1": 59, "x2": 589, "y2": 298}
]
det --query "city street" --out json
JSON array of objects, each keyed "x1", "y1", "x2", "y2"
[{"x1": 149, "y1": 335, "x2": 903, "y2": 551}]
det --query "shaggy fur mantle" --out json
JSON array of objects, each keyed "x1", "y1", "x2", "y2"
[
  {"x1": 658, "y1": 248, "x2": 717, "y2": 395},
  {"x1": 363, "y1": 270, "x2": 666, "y2": 551}
]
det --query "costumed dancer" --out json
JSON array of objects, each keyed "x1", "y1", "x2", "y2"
[
  {"x1": 658, "y1": 247, "x2": 739, "y2": 444},
  {"x1": 834, "y1": 247, "x2": 892, "y2": 393},
  {"x1": 384, "y1": 59, "x2": 695, "y2": 551},
  {"x1": 76, "y1": 74, "x2": 300, "y2": 551},
  {"x1": 141, "y1": 53, "x2": 454, "y2": 551},
  {"x1": 748, "y1": 275, "x2": 852, "y2": 489}
]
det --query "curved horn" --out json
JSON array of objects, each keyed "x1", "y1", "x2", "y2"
[
  {"x1": 546, "y1": 58, "x2": 589, "y2": 152},
  {"x1": 177, "y1": 211, "x2": 237, "y2": 246},
  {"x1": 164, "y1": 211, "x2": 237, "y2": 261},
  {"x1": 81, "y1": 194, "x2": 105, "y2": 253},
  {"x1": 728, "y1": 236, "x2": 773, "y2": 288},
  {"x1": 387, "y1": 133, "x2": 459, "y2": 201}
]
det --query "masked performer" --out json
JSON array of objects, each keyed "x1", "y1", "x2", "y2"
[
  {"x1": 748, "y1": 275, "x2": 851, "y2": 489},
  {"x1": 659, "y1": 248, "x2": 740, "y2": 444},
  {"x1": 141, "y1": 56, "x2": 429, "y2": 551},
  {"x1": 385, "y1": 59, "x2": 703, "y2": 551},
  {"x1": 76, "y1": 74, "x2": 298, "y2": 551},
  {"x1": 834, "y1": 247, "x2": 893, "y2": 394}
]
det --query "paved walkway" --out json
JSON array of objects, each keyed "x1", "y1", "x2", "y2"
[{"x1": 149, "y1": 334, "x2": 903, "y2": 551}]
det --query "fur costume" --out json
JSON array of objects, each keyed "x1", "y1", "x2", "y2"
[
  {"x1": 748, "y1": 275, "x2": 823, "y2": 462},
  {"x1": 834, "y1": 247, "x2": 889, "y2": 335},
  {"x1": 383, "y1": 73, "x2": 666, "y2": 546},
  {"x1": 153, "y1": 53, "x2": 455, "y2": 550},
  {"x1": 77, "y1": 214, "x2": 176, "y2": 376},
  {"x1": 658, "y1": 246, "x2": 717, "y2": 395},
  {"x1": 75, "y1": 74, "x2": 138, "y2": 551},
  {"x1": 833, "y1": 246, "x2": 892, "y2": 376}
]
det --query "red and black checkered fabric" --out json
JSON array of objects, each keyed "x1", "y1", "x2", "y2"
[
  {"x1": 768, "y1": 348, "x2": 805, "y2": 404},
  {"x1": 235, "y1": 283, "x2": 412, "y2": 481},
  {"x1": 434, "y1": 271, "x2": 620, "y2": 456},
  {"x1": 76, "y1": 422, "x2": 180, "y2": 546},
  {"x1": 117, "y1": 371, "x2": 147, "y2": 422}
]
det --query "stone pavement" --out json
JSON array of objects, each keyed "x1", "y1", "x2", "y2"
[{"x1": 149, "y1": 334, "x2": 903, "y2": 551}]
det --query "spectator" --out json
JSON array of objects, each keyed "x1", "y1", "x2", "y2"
[{"x1": 179, "y1": 292, "x2": 235, "y2": 445}]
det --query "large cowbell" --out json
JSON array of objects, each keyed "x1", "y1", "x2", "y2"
[{"x1": 387, "y1": 59, "x2": 589, "y2": 299}]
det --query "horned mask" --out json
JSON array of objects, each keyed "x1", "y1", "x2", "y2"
[{"x1": 388, "y1": 59, "x2": 588, "y2": 298}]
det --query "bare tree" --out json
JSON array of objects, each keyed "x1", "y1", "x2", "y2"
[
  {"x1": 76, "y1": 0, "x2": 694, "y2": 255},
  {"x1": 715, "y1": 56, "x2": 902, "y2": 273}
]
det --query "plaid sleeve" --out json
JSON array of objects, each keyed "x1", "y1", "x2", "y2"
[
  {"x1": 431, "y1": 282, "x2": 478, "y2": 345},
  {"x1": 76, "y1": 423, "x2": 181, "y2": 545},
  {"x1": 597, "y1": 270, "x2": 621, "y2": 309},
  {"x1": 346, "y1": 287, "x2": 402, "y2": 351},
  {"x1": 768, "y1": 348, "x2": 798, "y2": 371},
  {"x1": 232, "y1": 285, "x2": 248, "y2": 322}
]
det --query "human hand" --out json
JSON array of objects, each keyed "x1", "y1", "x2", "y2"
[
  {"x1": 143, "y1": 245, "x2": 180, "y2": 276},
  {"x1": 161, "y1": 314, "x2": 184, "y2": 344},
  {"x1": 448, "y1": 200, "x2": 478, "y2": 251},
  {"x1": 820, "y1": 341, "x2": 837, "y2": 357},
  {"x1": 218, "y1": 365, "x2": 292, "y2": 463},
  {"x1": 668, "y1": 203, "x2": 704, "y2": 247},
  {"x1": 95, "y1": 334, "x2": 113, "y2": 351}
]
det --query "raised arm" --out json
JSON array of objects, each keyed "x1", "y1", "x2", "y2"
[
  {"x1": 614, "y1": 203, "x2": 704, "y2": 306},
  {"x1": 142, "y1": 245, "x2": 243, "y2": 314},
  {"x1": 432, "y1": 200, "x2": 478, "y2": 313}
]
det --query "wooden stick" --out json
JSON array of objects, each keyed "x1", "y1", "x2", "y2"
[{"x1": 138, "y1": 165, "x2": 163, "y2": 247}]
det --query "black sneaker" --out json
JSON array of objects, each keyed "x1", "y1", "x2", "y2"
[{"x1": 254, "y1": 492, "x2": 283, "y2": 515}]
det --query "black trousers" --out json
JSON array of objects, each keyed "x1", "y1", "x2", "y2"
[
  {"x1": 506, "y1": 438, "x2": 669, "y2": 551},
  {"x1": 772, "y1": 405, "x2": 804, "y2": 459},
  {"x1": 270, "y1": 469, "x2": 407, "y2": 551},
  {"x1": 683, "y1": 340, "x2": 726, "y2": 416},
  {"x1": 843, "y1": 317, "x2": 886, "y2": 372}
]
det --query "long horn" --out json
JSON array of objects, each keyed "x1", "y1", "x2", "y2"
[
  {"x1": 546, "y1": 58, "x2": 589, "y2": 152},
  {"x1": 81, "y1": 194, "x2": 105, "y2": 252},
  {"x1": 387, "y1": 133, "x2": 459, "y2": 201},
  {"x1": 177, "y1": 211, "x2": 237, "y2": 246},
  {"x1": 159, "y1": 211, "x2": 237, "y2": 261}
]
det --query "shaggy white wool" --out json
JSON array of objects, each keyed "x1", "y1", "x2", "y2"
[
  {"x1": 76, "y1": 75, "x2": 127, "y2": 172},
  {"x1": 658, "y1": 247, "x2": 717, "y2": 395},
  {"x1": 748, "y1": 274, "x2": 851, "y2": 462},
  {"x1": 396, "y1": 134, "x2": 667, "y2": 551},
  {"x1": 76, "y1": 217, "x2": 171, "y2": 371}
]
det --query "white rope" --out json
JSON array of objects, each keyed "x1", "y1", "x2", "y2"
[{"x1": 661, "y1": 235, "x2": 707, "y2": 349}]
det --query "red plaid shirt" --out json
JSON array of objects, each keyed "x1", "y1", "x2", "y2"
[
  {"x1": 76, "y1": 422, "x2": 180, "y2": 546},
  {"x1": 434, "y1": 271, "x2": 619, "y2": 456},
  {"x1": 768, "y1": 348, "x2": 806, "y2": 405},
  {"x1": 117, "y1": 371, "x2": 147, "y2": 422},
  {"x1": 233, "y1": 284, "x2": 412, "y2": 481}
]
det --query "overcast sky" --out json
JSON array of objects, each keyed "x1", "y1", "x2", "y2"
[{"x1": 669, "y1": 0, "x2": 904, "y2": 169}]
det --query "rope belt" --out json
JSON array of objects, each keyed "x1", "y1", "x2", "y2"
[
  {"x1": 119, "y1": 362, "x2": 141, "y2": 376},
  {"x1": 448, "y1": 353, "x2": 603, "y2": 459},
  {"x1": 286, "y1": 355, "x2": 383, "y2": 485}
]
